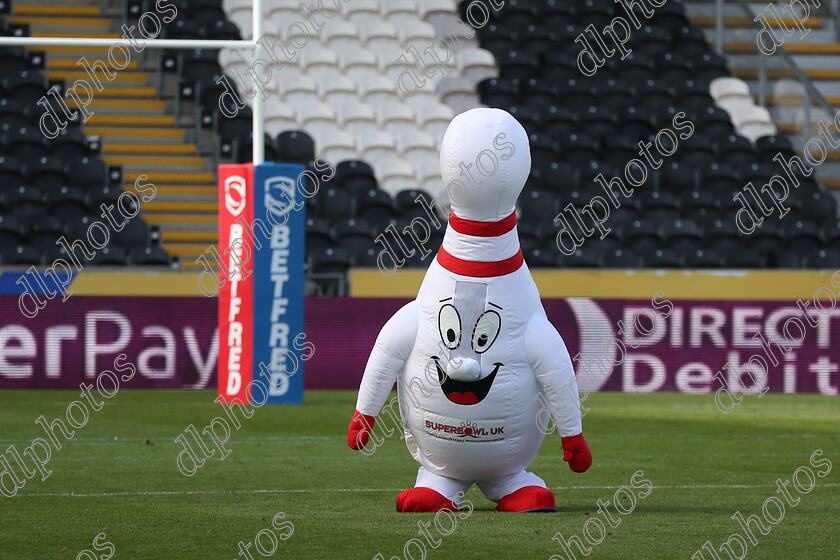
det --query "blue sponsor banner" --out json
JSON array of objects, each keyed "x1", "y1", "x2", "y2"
[{"x1": 251, "y1": 162, "x2": 306, "y2": 404}]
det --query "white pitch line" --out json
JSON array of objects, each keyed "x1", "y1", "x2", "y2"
[{"x1": 17, "y1": 483, "x2": 840, "y2": 498}]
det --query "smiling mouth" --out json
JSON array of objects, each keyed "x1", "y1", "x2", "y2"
[{"x1": 431, "y1": 356, "x2": 502, "y2": 405}]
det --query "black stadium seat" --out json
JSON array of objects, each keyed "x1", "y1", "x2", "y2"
[
  {"x1": 45, "y1": 186, "x2": 87, "y2": 220},
  {"x1": 0, "y1": 244, "x2": 41, "y2": 265},
  {"x1": 90, "y1": 246, "x2": 129, "y2": 266},
  {"x1": 0, "y1": 215, "x2": 22, "y2": 246},
  {"x1": 26, "y1": 214, "x2": 64, "y2": 251},
  {"x1": 1, "y1": 185, "x2": 45, "y2": 220},
  {"x1": 276, "y1": 131, "x2": 315, "y2": 164},
  {"x1": 128, "y1": 247, "x2": 171, "y2": 266}
]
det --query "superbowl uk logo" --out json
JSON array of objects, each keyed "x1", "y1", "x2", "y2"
[{"x1": 424, "y1": 412, "x2": 506, "y2": 443}]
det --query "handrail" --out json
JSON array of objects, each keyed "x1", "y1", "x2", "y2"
[{"x1": 720, "y1": 0, "x2": 837, "y2": 134}]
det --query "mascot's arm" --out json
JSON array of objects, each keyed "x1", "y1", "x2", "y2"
[
  {"x1": 347, "y1": 300, "x2": 419, "y2": 450},
  {"x1": 525, "y1": 314, "x2": 592, "y2": 472}
]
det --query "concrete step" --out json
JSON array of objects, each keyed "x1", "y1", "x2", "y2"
[
  {"x1": 703, "y1": 27, "x2": 838, "y2": 43},
  {"x1": 162, "y1": 243, "x2": 216, "y2": 258},
  {"x1": 744, "y1": 78, "x2": 840, "y2": 98},
  {"x1": 128, "y1": 184, "x2": 216, "y2": 196},
  {"x1": 13, "y1": 4, "x2": 101, "y2": 16},
  {"x1": 144, "y1": 201, "x2": 218, "y2": 213},
  {"x1": 7, "y1": 15, "x2": 112, "y2": 28},
  {"x1": 49, "y1": 70, "x2": 149, "y2": 83},
  {"x1": 686, "y1": 2, "x2": 824, "y2": 19},
  {"x1": 83, "y1": 126, "x2": 185, "y2": 139},
  {"x1": 725, "y1": 43, "x2": 840, "y2": 54},
  {"x1": 69, "y1": 99, "x2": 166, "y2": 114},
  {"x1": 105, "y1": 141, "x2": 196, "y2": 155},
  {"x1": 103, "y1": 154, "x2": 207, "y2": 168},
  {"x1": 726, "y1": 53, "x2": 840, "y2": 70},
  {"x1": 162, "y1": 230, "x2": 218, "y2": 242},
  {"x1": 734, "y1": 68, "x2": 840, "y2": 81},
  {"x1": 32, "y1": 29, "x2": 120, "y2": 38},
  {"x1": 178, "y1": 259, "x2": 206, "y2": 269},
  {"x1": 143, "y1": 213, "x2": 218, "y2": 224},
  {"x1": 127, "y1": 170, "x2": 216, "y2": 183},
  {"x1": 86, "y1": 113, "x2": 175, "y2": 126},
  {"x1": 158, "y1": 222, "x2": 218, "y2": 232},
  {"x1": 95, "y1": 85, "x2": 157, "y2": 98},
  {"x1": 691, "y1": 15, "x2": 824, "y2": 29},
  {"x1": 49, "y1": 57, "x2": 140, "y2": 71}
]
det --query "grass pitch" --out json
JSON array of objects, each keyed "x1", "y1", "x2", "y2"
[{"x1": 1, "y1": 390, "x2": 838, "y2": 559}]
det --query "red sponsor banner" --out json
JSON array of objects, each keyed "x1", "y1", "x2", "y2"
[{"x1": 217, "y1": 164, "x2": 254, "y2": 403}]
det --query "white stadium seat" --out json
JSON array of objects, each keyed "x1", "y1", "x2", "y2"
[
  {"x1": 379, "y1": 51, "x2": 413, "y2": 83},
  {"x1": 437, "y1": 76, "x2": 481, "y2": 114},
  {"x1": 378, "y1": 103, "x2": 417, "y2": 137},
  {"x1": 359, "y1": 74, "x2": 400, "y2": 106},
  {"x1": 422, "y1": 176, "x2": 446, "y2": 202},
  {"x1": 279, "y1": 75, "x2": 318, "y2": 109},
  {"x1": 357, "y1": 129, "x2": 397, "y2": 166},
  {"x1": 341, "y1": 0, "x2": 380, "y2": 25},
  {"x1": 298, "y1": 46, "x2": 339, "y2": 83},
  {"x1": 264, "y1": 103, "x2": 296, "y2": 137},
  {"x1": 268, "y1": 66, "x2": 305, "y2": 94},
  {"x1": 395, "y1": 21, "x2": 437, "y2": 48},
  {"x1": 339, "y1": 103, "x2": 380, "y2": 136},
  {"x1": 319, "y1": 75, "x2": 359, "y2": 108},
  {"x1": 361, "y1": 20, "x2": 401, "y2": 53},
  {"x1": 710, "y1": 77, "x2": 751, "y2": 102},
  {"x1": 733, "y1": 105, "x2": 777, "y2": 143},
  {"x1": 318, "y1": 130, "x2": 358, "y2": 164},
  {"x1": 415, "y1": 103, "x2": 454, "y2": 138},
  {"x1": 228, "y1": 11, "x2": 252, "y2": 39},
  {"x1": 419, "y1": 0, "x2": 458, "y2": 20},
  {"x1": 457, "y1": 47, "x2": 498, "y2": 85},
  {"x1": 268, "y1": 0, "x2": 300, "y2": 29},
  {"x1": 375, "y1": 158, "x2": 417, "y2": 196},
  {"x1": 295, "y1": 101, "x2": 338, "y2": 140},
  {"x1": 401, "y1": 79, "x2": 443, "y2": 110},
  {"x1": 320, "y1": 20, "x2": 362, "y2": 52},
  {"x1": 339, "y1": 48, "x2": 381, "y2": 82},
  {"x1": 398, "y1": 131, "x2": 439, "y2": 171},
  {"x1": 381, "y1": 0, "x2": 417, "y2": 27}
]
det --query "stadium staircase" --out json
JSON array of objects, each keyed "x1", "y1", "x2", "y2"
[
  {"x1": 9, "y1": 0, "x2": 217, "y2": 268},
  {"x1": 687, "y1": 0, "x2": 840, "y2": 189}
]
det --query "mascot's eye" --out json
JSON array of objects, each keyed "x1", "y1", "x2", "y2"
[
  {"x1": 472, "y1": 310, "x2": 501, "y2": 354},
  {"x1": 438, "y1": 304, "x2": 461, "y2": 349}
]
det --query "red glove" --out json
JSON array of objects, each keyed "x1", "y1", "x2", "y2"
[
  {"x1": 347, "y1": 410, "x2": 376, "y2": 450},
  {"x1": 561, "y1": 433, "x2": 592, "y2": 473}
]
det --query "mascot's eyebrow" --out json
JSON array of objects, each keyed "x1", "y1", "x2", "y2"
[
  {"x1": 489, "y1": 302, "x2": 503, "y2": 310},
  {"x1": 439, "y1": 297, "x2": 453, "y2": 302}
]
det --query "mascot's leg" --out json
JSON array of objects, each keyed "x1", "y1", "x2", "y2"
[
  {"x1": 397, "y1": 467, "x2": 471, "y2": 513},
  {"x1": 478, "y1": 470, "x2": 556, "y2": 512}
]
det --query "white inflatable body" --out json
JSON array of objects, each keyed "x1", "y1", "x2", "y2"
[{"x1": 355, "y1": 108, "x2": 583, "y2": 503}]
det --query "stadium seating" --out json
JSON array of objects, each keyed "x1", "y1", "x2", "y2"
[
  {"x1": 0, "y1": 16, "x2": 171, "y2": 267},
  {"x1": 2, "y1": 0, "x2": 838, "y2": 286}
]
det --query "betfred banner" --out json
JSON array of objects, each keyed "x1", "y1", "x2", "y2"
[
  {"x1": 217, "y1": 164, "x2": 255, "y2": 403},
  {"x1": 251, "y1": 163, "x2": 305, "y2": 404},
  {"x1": 302, "y1": 297, "x2": 840, "y2": 396},
  {"x1": 1, "y1": 295, "x2": 838, "y2": 394},
  {"x1": 0, "y1": 295, "x2": 217, "y2": 388},
  {"x1": 216, "y1": 163, "x2": 305, "y2": 405}
]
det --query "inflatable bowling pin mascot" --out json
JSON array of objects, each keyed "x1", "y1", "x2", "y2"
[{"x1": 347, "y1": 108, "x2": 592, "y2": 513}]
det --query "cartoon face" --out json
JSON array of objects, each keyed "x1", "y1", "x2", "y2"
[{"x1": 430, "y1": 281, "x2": 504, "y2": 405}]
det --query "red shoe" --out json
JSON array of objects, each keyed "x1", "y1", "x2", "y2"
[
  {"x1": 496, "y1": 486, "x2": 556, "y2": 512},
  {"x1": 396, "y1": 487, "x2": 458, "y2": 513}
]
